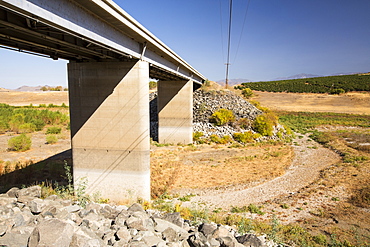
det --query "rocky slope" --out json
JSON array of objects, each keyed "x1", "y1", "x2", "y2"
[
  {"x1": 192, "y1": 90, "x2": 261, "y2": 123},
  {"x1": 0, "y1": 186, "x2": 276, "y2": 247},
  {"x1": 192, "y1": 90, "x2": 264, "y2": 139},
  {"x1": 150, "y1": 89, "x2": 264, "y2": 141}
]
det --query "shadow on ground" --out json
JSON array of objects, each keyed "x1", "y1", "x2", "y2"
[{"x1": 0, "y1": 149, "x2": 72, "y2": 193}]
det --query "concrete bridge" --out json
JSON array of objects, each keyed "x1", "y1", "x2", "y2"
[{"x1": 0, "y1": 0, "x2": 206, "y2": 202}]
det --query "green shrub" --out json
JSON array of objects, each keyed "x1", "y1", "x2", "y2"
[
  {"x1": 210, "y1": 134, "x2": 222, "y2": 143},
  {"x1": 46, "y1": 134, "x2": 58, "y2": 144},
  {"x1": 233, "y1": 131, "x2": 255, "y2": 144},
  {"x1": 210, "y1": 109, "x2": 235, "y2": 126},
  {"x1": 247, "y1": 204, "x2": 265, "y2": 215},
  {"x1": 149, "y1": 81, "x2": 157, "y2": 90},
  {"x1": 309, "y1": 130, "x2": 335, "y2": 146},
  {"x1": 18, "y1": 123, "x2": 36, "y2": 133},
  {"x1": 209, "y1": 134, "x2": 233, "y2": 144},
  {"x1": 9, "y1": 113, "x2": 25, "y2": 133},
  {"x1": 220, "y1": 135, "x2": 233, "y2": 144},
  {"x1": 46, "y1": 126, "x2": 62, "y2": 134},
  {"x1": 313, "y1": 234, "x2": 327, "y2": 245},
  {"x1": 193, "y1": 131, "x2": 204, "y2": 143},
  {"x1": 30, "y1": 119, "x2": 46, "y2": 131},
  {"x1": 253, "y1": 112, "x2": 278, "y2": 136},
  {"x1": 8, "y1": 134, "x2": 32, "y2": 151},
  {"x1": 0, "y1": 121, "x2": 9, "y2": 134},
  {"x1": 230, "y1": 206, "x2": 248, "y2": 213},
  {"x1": 329, "y1": 88, "x2": 346, "y2": 94},
  {"x1": 241, "y1": 88, "x2": 254, "y2": 98}
]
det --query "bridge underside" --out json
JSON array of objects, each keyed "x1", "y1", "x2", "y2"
[
  {"x1": 0, "y1": 6, "x2": 186, "y2": 81},
  {"x1": 0, "y1": 0, "x2": 203, "y2": 202}
]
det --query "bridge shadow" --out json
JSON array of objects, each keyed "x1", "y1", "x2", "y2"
[
  {"x1": 0, "y1": 150, "x2": 72, "y2": 194},
  {"x1": 150, "y1": 95, "x2": 158, "y2": 141}
]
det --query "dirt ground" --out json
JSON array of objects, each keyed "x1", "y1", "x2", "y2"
[
  {"x1": 1, "y1": 90, "x2": 369, "y2": 115},
  {"x1": 252, "y1": 91, "x2": 370, "y2": 115},
  {"x1": 150, "y1": 143, "x2": 294, "y2": 198},
  {"x1": 0, "y1": 130, "x2": 71, "y2": 163},
  {"x1": 1, "y1": 90, "x2": 369, "y2": 244},
  {"x1": 0, "y1": 91, "x2": 69, "y2": 106}
]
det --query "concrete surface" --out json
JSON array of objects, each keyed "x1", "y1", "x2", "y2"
[
  {"x1": 68, "y1": 60, "x2": 150, "y2": 202},
  {"x1": 158, "y1": 80, "x2": 193, "y2": 144}
]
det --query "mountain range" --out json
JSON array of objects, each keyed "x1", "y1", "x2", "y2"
[
  {"x1": 274, "y1": 73, "x2": 321, "y2": 80},
  {"x1": 2, "y1": 85, "x2": 67, "y2": 92},
  {"x1": 216, "y1": 78, "x2": 251, "y2": 86}
]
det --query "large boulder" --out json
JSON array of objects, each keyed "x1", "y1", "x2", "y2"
[{"x1": 28, "y1": 218, "x2": 74, "y2": 247}]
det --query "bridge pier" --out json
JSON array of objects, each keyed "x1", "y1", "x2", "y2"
[
  {"x1": 68, "y1": 60, "x2": 150, "y2": 203},
  {"x1": 157, "y1": 80, "x2": 193, "y2": 144}
]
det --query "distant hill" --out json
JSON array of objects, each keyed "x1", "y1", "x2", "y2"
[
  {"x1": 274, "y1": 72, "x2": 367, "y2": 81},
  {"x1": 0, "y1": 87, "x2": 13, "y2": 92},
  {"x1": 275, "y1": 73, "x2": 321, "y2": 80},
  {"x1": 216, "y1": 78, "x2": 251, "y2": 86},
  {"x1": 329, "y1": 72, "x2": 363, "y2": 76},
  {"x1": 13, "y1": 85, "x2": 67, "y2": 92},
  {"x1": 14, "y1": 85, "x2": 44, "y2": 92}
]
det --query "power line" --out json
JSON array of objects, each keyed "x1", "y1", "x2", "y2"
[
  {"x1": 225, "y1": 0, "x2": 233, "y2": 88},
  {"x1": 219, "y1": 0, "x2": 225, "y2": 64},
  {"x1": 233, "y1": 0, "x2": 251, "y2": 64}
]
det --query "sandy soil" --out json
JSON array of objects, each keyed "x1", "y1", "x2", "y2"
[
  {"x1": 185, "y1": 134, "x2": 340, "y2": 210},
  {"x1": 252, "y1": 91, "x2": 370, "y2": 114},
  {"x1": 0, "y1": 91, "x2": 69, "y2": 106},
  {"x1": 151, "y1": 143, "x2": 294, "y2": 198},
  {"x1": 0, "y1": 130, "x2": 71, "y2": 163}
]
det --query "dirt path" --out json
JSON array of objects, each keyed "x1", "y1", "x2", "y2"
[{"x1": 188, "y1": 134, "x2": 341, "y2": 209}]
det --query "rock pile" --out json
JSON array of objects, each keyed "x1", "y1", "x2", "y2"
[
  {"x1": 150, "y1": 89, "x2": 265, "y2": 141},
  {"x1": 192, "y1": 90, "x2": 265, "y2": 139},
  {"x1": 0, "y1": 186, "x2": 276, "y2": 247},
  {"x1": 192, "y1": 90, "x2": 262, "y2": 123}
]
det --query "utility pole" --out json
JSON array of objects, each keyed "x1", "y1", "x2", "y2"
[{"x1": 225, "y1": 0, "x2": 233, "y2": 89}]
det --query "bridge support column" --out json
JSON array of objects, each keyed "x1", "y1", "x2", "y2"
[
  {"x1": 68, "y1": 60, "x2": 150, "y2": 203},
  {"x1": 157, "y1": 80, "x2": 193, "y2": 144}
]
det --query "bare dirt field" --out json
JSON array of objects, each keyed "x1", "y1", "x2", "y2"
[
  {"x1": 252, "y1": 91, "x2": 370, "y2": 115},
  {"x1": 2, "y1": 90, "x2": 369, "y2": 115},
  {"x1": 0, "y1": 91, "x2": 69, "y2": 106}
]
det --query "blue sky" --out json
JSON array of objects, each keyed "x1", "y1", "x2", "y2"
[{"x1": 1, "y1": 0, "x2": 369, "y2": 89}]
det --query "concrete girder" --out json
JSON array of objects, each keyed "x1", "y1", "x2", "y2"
[{"x1": 0, "y1": 0, "x2": 206, "y2": 84}]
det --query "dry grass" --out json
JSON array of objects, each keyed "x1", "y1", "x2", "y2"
[
  {"x1": 0, "y1": 91, "x2": 69, "y2": 106},
  {"x1": 265, "y1": 131, "x2": 370, "y2": 245},
  {"x1": 252, "y1": 91, "x2": 370, "y2": 115},
  {"x1": 150, "y1": 143, "x2": 294, "y2": 198}
]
